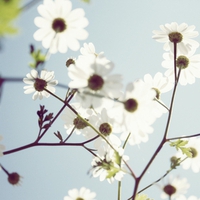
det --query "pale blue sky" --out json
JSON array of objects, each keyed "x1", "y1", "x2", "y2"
[{"x1": 1, "y1": 0, "x2": 200, "y2": 199}]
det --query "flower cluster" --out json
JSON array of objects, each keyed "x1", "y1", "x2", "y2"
[{"x1": 19, "y1": 1, "x2": 200, "y2": 199}]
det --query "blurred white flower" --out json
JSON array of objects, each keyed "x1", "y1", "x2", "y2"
[
  {"x1": 33, "y1": 0, "x2": 88, "y2": 54},
  {"x1": 23, "y1": 69, "x2": 58, "y2": 100},
  {"x1": 176, "y1": 137, "x2": 200, "y2": 173},
  {"x1": 87, "y1": 108, "x2": 121, "y2": 153},
  {"x1": 0, "y1": 135, "x2": 5, "y2": 157},
  {"x1": 162, "y1": 51, "x2": 200, "y2": 85},
  {"x1": 143, "y1": 72, "x2": 173, "y2": 118},
  {"x1": 152, "y1": 22, "x2": 199, "y2": 54},
  {"x1": 68, "y1": 52, "x2": 123, "y2": 109},
  {"x1": 61, "y1": 103, "x2": 94, "y2": 136},
  {"x1": 64, "y1": 187, "x2": 96, "y2": 200},
  {"x1": 91, "y1": 146, "x2": 128, "y2": 183},
  {"x1": 117, "y1": 80, "x2": 156, "y2": 145},
  {"x1": 160, "y1": 175, "x2": 190, "y2": 199}
]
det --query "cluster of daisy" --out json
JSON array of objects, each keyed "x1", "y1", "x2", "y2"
[{"x1": 20, "y1": 0, "x2": 200, "y2": 198}]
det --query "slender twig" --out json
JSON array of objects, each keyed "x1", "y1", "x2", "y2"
[{"x1": 166, "y1": 133, "x2": 200, "y2": 141}]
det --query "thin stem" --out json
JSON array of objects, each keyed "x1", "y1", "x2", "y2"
[
  {"x1": 167, "y1": 132, "x2": 200, "y2": 141},
  {"x1": 0, "y1": 163, "x2": 9, "y2": 176},
  {"x1": 118, "y1": 181, "x2": 121, "y2": 200},
  {"x1": 154, "y1": 98, "x2": 169, "y2": 111},
  {"x1": 173, "y1": 42, "x2": 177, "y2": 84},
  {"x1": 63, "y1": 126, "x2": 76, "y2": 143}
]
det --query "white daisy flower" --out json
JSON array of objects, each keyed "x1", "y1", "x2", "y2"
[
  {"x1": 117, "y1": 80, "x2": 156, "y2": 145},
  {"x1": 91, "y1": 146, "x2": 128, "y2": 184},
  {"x1": 64, "y1": 187, "x2": 96, "y2": 200},
  {"x1": 152, "y1": 22, "x2": 199, "y2": 54},
  {"x1": 0, "y1": 135, "x2": 5, "y2": 157},
  {"x1": 160, "y1": 175, "x2": 190, "y2": 199},
  {"x1": 176, "y1": 137, "x2": 200, "y2": 173},
  {"x1": 162, "y1": 51, "x2": 200, "y2": 85},
  {"x1": 61, "y1": 103, "x2": 95, "y2": 136},
  {"x1": 143, "y1": 72, "x2": 173, "y2": 118},
  {"x1": 23, "y1": 69, "x2": 58, "y2": 100},
  {"x1": 33, "y1": 0, "x2": 89, "y2": 54},
  {"x1": 86, "y1": 108, "x2": 121, "y2": 153},
  {"x1": 68, "y1": 52, "x2": 123, "y2": 109}
]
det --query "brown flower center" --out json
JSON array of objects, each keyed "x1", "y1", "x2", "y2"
[
  {"x1": 52, "y1": 18, "x2": 67, "y2": 33},
  {"x1": 163, "y1": 184, "x2": 176, "y2": 196},
  {"x1": 88, "y1": 74, "x2": 104, "y2": 91},
  {"x1": 124, "y1": 98, "x2": 138, "y2": 112},
  {"x1": 99, "y1": 123, "x2": 112, "y2": 136},
  {"x1": 168, "y1": 32, "x2": 183, "y2": 43},
  {"x1": 176, "y1": 55, "x2": 189, "y2": 69},
  {"x1": 34, "y1": 78, "x2": 47, "y2": 91}
]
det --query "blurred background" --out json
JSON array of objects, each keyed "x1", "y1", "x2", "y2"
[{"x1": 1, "y1": 0, "x2": 200, "y2": 199}]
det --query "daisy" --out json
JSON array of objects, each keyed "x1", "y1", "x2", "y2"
[
  {"x1": 160, "y1": 175, "x2": 190, "y2": 199},
  {"x1": 162, "y1": 51, "x2": 200, "y2": 85},
  {"x1": 64, "y1": 187, "x2": 96, "y2": 200},
  {"x1": 61, "y1": 103, "x2": 95, "y2": 136},
  {"x1": 143, "y1": 72, "x2": 173, "y2": 118},
  {"x1": 176, "y1": 137, "x2": 200, "y2": 173},
  {"x1": 67, "y1": 52, "x2": 123, "y2": 109},
  {"x1": 117, "y1": 80, "x2": 156, "y2": 145},
  {"x1": 0, "y1": 135, "x2": 5, "y2": 157},
  {"x1": 33, "y1": 0, "x2": 89, "y2": 54},
  {"x1": 152, "y1": 22, "x2": 199, "y2": 54},
  {"x1": 23, "y1": 69, "x2": 58, "y2": 100},
  {"x1": 91, "y1": 146, "x2": 128, "y2": 183},
  {"x1": 86, "y1": 108, "x2": 121, "y2": 153}
]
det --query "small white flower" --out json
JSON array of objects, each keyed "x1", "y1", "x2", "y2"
[
  {"x1": 152, "y1": 22, "x2": 199, "y2": 54},
  {"x1": 61, "y1": 103, "x2": 94, "y2": 136},
  {"x1": 117, "y1": 80, "x2": 156, "y2": 145},
  {"x1": 160, "y1": 175, "x2": 190, "y2": 199},
  {"x1": 143, "y1": 72, "x2": 173, "y2": 118},
  {"x1": 176, "y1": 137, "x2": 200, "y2": 173},
  {"x1": 91, "y1": 146, "x2": 128, "y2": 183},
  {"x1": 87, "y1": 108, "x2": 121, "y2": 153},
  {"x1": 64, "y1": 187, "x2": 96, "y2": 200},
  {"x1": 0, "y1": 135, "x2": 5, "y2": 157},
  {"x1": 68, "y1": 52, "x2": 123, "y2": 109},
  {"x1": 162, "y1": 51, "x2": 200, "y2": 85},
  {"x1": 33, "y1": 0, "x2": 89, "y2": 54},
  {"x1": 23, "y1": 69, "x2": 58, "y2": 100}
]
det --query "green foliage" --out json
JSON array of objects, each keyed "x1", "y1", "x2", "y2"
[
  {"x1": 169, "y1": 139, "x2": 192, "y2": 158},
  {"x1": 135, "y1": 193, "x2": 153, "y2": 200},
  {"x1": 106, "y1": 167, "x2": 120, "y2": 179},
  {"x1": 29, "y1": 44, "x2": 46, "y2": 69},
  {"x1": 0, "y1": 0, "x2": 21, "y2": 36}
]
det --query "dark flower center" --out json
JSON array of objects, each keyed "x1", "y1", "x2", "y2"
[
  {"x1": 124, "y1": 98, "x2": 138, "y2": 112},
  {"x1": 73, "y1": 117, "x2": 88, "y2": 129},
  {"x1": 163, "y1": 184, "x2": 176, "y2": 196},
  {"x1": 34, "y1": 78, "x2": 47, "y2": 91},
  {"x1": 66, "y1": 58, "x2": 75, "y2": 67},
  {"x1": 99, "y1": 123, "x2": 112, "y2": 136},
  {"x1": 88, "y1": 74, "x2": 104, "y2": 91},
  {"x1": 52, "y1": 18, "x2": 67, "y2": 33},
  {"x1": 76, "y1": 198, "x2": 84, "y2": 200},
  {"x1": 190, "y1": 147, "x2": 198, "y2": 158},
  {"x1": 168, "y1": 32, "x2": 183, "y2": 43},
  {"x1": 152, "y1": 87, "x2": 161, "y2": 99},
  {"x1": 176, "y1": 55, "x2": 189, "y2": 69},
  {"x1": 8, "y1": 172, "x2": 20, "y2": 185}
]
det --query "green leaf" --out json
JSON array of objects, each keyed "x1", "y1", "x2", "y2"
[{"x1": 169, "y1": 139, "x2": 192, "y2": 158}]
